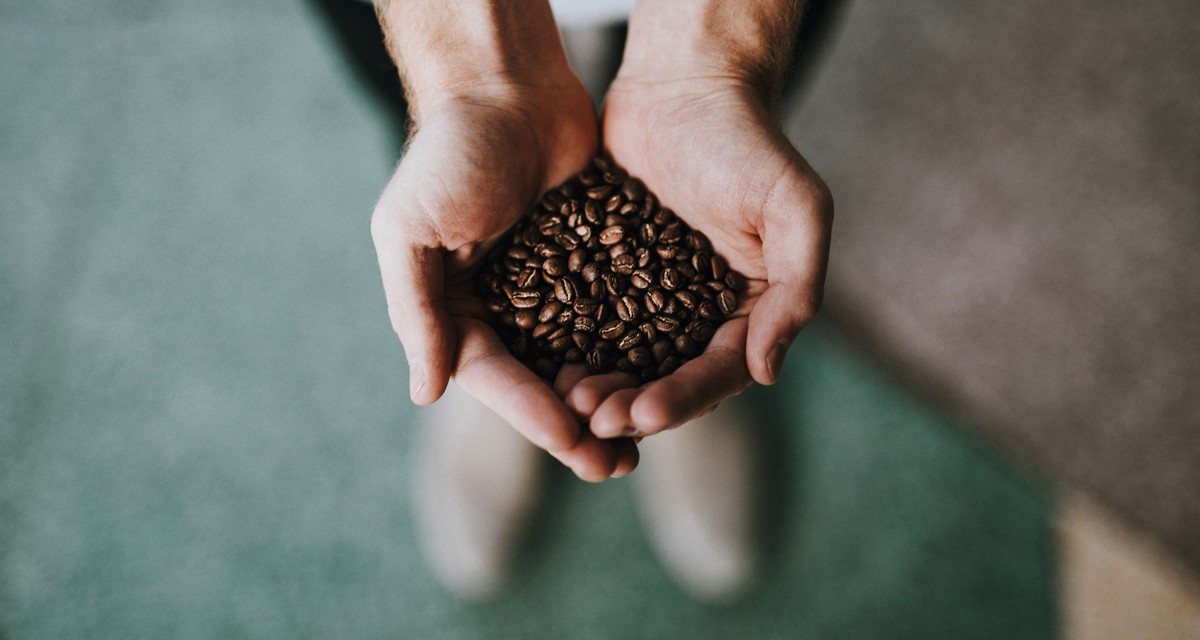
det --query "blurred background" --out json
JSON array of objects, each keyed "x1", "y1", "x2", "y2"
[{"x1": 2, "y1": 1, "x2": 1197, "y2": 638}]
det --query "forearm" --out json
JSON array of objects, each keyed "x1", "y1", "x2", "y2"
[
  {"x1": 375, "y1": 0, "x2": 573, "y2": 121},
  {"x1": 620, "y1": 0, "x2": 803, "y2": 93}
]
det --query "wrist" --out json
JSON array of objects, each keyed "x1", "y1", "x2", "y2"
[
  {"x1": 617, "y1": 0, "x2": 801, "y2": 97},
  {"x1": 377, "y1": 0, "x2": 576, "y2": 121}
]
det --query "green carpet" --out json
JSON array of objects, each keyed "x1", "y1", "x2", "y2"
[{"x1": 1, "y1": 2, "x2": 1053, "y2": 638}]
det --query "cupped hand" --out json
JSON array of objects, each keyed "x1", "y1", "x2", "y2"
[
  {"x1": 369, "y1": 80, "x2": 637, "y2": 480},
  {"x1": 572, "y1": 75, "x2": 833, "y2": 439}
]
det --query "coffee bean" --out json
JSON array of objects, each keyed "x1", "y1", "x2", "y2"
[
  {"x1": 532, "y1": 322, "x2": 555, "y2": 340},
  {"x1": 573, "y1": 297, "x2": 599, "y2": 316},
  {"x1": 631, "y1": 269, "x2": 653, "y2": 289},
  {"x1": 674, "y1": 334, "x2": 700, "y2": 357},
  {"x1": 538, "y1": 301, "x2": 563, "y2": 323},
  {"x1": 717, "y1": 289, "x2": 737, "y2": 315},
  {"x1": 568, "y1": 248, "x2": 587, "y2": 272},
  {"x1": 515, "y1": 310, "x2": 537, "y2": 330},
  {"x1": 511, "y1": 289, "x2": 541, "y2": 309},
  {"x1": 645, "y1": 289, "x2": 666, "y2": 314},
  {"x1": 599, "y1": 320, "x2": 627, "y2": 340},
  {"x1": 628, "y1": 346, "x2": 653, "y2": 367},
  {"x1": 554, "y1": 278, "x2": 578, "y2": 304},
  {"x1": 661, "y1": 267, "x2": 681, "y2": 291},
  {"x1": 616, "y1": 296, "x2": 639, "y2": 322},
  {"x1": 611, "y1": 254, "x2": 636, "y2": 275},
  {"x1": 543, "y1": 257, "x2": 566, "y2": 277},
  {"x1": 480, "y1": 157, "x2": 747, "y2": 383}
]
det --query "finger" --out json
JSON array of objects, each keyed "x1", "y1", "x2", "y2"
[
  {"x1": 564, "y1": 371, "x2": 641, "y2": 418},
  {"x1": 451, "y1": 318, "x2": 617, "y2": 481},
  {"x1": 610, "y1": 438, "x2": 640, "y2": 478},
  {"x1": 590, "y1": 388, "x2": 642, "y2": 439},
  {"x1": 626, "y1": 318, "x2": 751, "y2": 436},
  {"x1": 747, "y1": 157, "x2": 833, "y2": 385},
  {"x1": 371, "y1": 216, "x2": 456, "y2": 405},
  {"x1": 553, "y1": 363, "x2": 591, "y2": 399}
]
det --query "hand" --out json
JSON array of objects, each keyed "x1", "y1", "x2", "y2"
[
  {"x1": 570, "y1": 73, "x2": 833, "y2": 439},
  {"x1": 370, "y1": 79, "x2": 638, "y2": 481}
]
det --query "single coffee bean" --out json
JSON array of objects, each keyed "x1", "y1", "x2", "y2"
[
  {"x1": 674, "y1": 290, "x2": 697, "y2": 311},
  {"x1": 619, "y1": 202, "x2": 639, "y2": 217},
  {"x1": 674, "y1": 334, "x2": 700, "y2": 357},
  {"x1": 586, "y1": 184, "x2": 614, "y2": 200},
  {"x1": 639, "y1": 222, "x2": 658, "y2": 244},
  {"x1": 656, "y1": 244, "x2": 681, "y2": 261},
  {"x1": 604, "y1": 194, "x2": 623, "y2": 213},
  {"x1": 554, "y1": 278, "x2": 578, "y2": 304},
  {"x1": 599, "y1": 320, "x2": 627, "y2": 340},
  {"x1": 608, "y1": 242, "x2": 632, "y2": 258},
  {"x1": 538, "y1": 301, "x2": 563, "y2": 323},
  {"x1": 611, "y1": 254, "x2": 636, "y2": 275},
  {"x1": 516, "y1": 268, "x2": 539, "y2": 289},
  {"x1": 599, "y1": 225, "x2": 625, "y2": 245},
  {"x1": 535, "y1": 242, "x2": 565, "y2": 258},
  {"x1": 651, "y1": 340, "x2": 673, "y2": 363},
  {"x1": 616, "y1": 296, "x2": 639, "y2": 322},
  {"x1": 603, "y1": 272, "x2": 624, "y2": 296},
  {"x1": 543, "y1": 257, "x2": 566, "y2": 277},
  {"x1": 697, "y1": 300, "x2": 721, "y2": 321},
  {"x1": 510, "y1": 289, "x2": 541, "y2": 309},
  {"x1": 532, "y1": 322, "x2": 556, "y2": 340},
  {"x1": 564, "y1": 348, "x2": 584, "y2": 363},
  {"x1": 617, "y1": 331, "x2": 643, "y2": 351},
  {"x1": 572, "y1": 331, "x2": 593, "y2": 351},
  {"x1": 659, "y1": 225, "x2": 682, "y2": 245},
  {"x1": 661, "y1": 267, "x2": 681, "y2": 291},
  {"x1": 584, "y1": 199, "x2": 604, "y2": 225},
  {"x1": 575, "y1": 316, "x2": 597, "y2": 332},
  {"x1": 645, "y1": 288, "x2": 666, "y2": 314},
  {"x1": 573, "y1": 297, "x2": 599, "y2": 317},
  {"x1": 586, "y1": 348, "x2": 611, "y2": 373},
  {"x1": 622, "y1": 178, "x2": 646, "y2": 201},
  {"x1": 567, "y1": 248, "x2": 587, "y2": 273},
  {"x1": 539, "y1": 216, "x2": 563, "y2": 235},
  {"x1": 638, "y1": 321, "x2": 658, "y2": 343},
  {"x1": 717, "y1": 289, "x2": 737, "y2": 315},
  {"x1": 689, "y1": 321, "x2": 716, "y2": 343},
  {"x1": 603, "y1": 167, "x2": 627, "y2": 184},
  {"x1": 515, "y1": 309, "x2": 537, "y2": 330},
  {"x1": 549, "y1": 334, "x2": 573, "y2": 353},
  {"x1": 588, "y1": 280, "x2": 605, "y2": 299},
  {"x1": 555, "y1": 232, "x2": 580, "y2": 251},
  {"x1": 631, "y1": 269, "x2": 653, "y2": 289},
  {"x1": 653, "y1": 315, "x2": 681, "y2": 334},
  {"x1": 724, "y1": 271, "x2": 744, "y2": 290},
  {"x1": 581, "y1": 262, "x2": 603, "y2": 283},
  {"x1": 628, "y1": 346, "x2": 653, "y2": 367},
  {"x1": 657, "y1": 355, "x2": 681, "y2": 377}
]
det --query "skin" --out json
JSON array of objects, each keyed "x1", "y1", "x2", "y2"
[{"x1": 370, "y1": 0, "x2": 831, "y2": 480}]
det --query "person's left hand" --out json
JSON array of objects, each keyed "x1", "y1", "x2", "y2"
[{"x1": 565, "y1": 74, "x2": 833, "y2": 439}]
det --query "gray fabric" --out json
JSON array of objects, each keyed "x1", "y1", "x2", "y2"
[{"x1": 792, "y1": 0, "x2": 1200, "y2": 571}]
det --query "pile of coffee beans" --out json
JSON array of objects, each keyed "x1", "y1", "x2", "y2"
[{"x1": 480, "y1": 157, "x2": 744, "y2": 382}]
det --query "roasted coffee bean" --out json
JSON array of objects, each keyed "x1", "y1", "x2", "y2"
[
  {"x1": 631, "y1": 269, "x2": 653, "y2": 289},
  {"x1": 674, "y1": 334, "x2": 700, "y2": 357},
  {"x1": 674, "y1": 290, "x2": 697, "y2": 311},
  {"x1": 599, "y1": 320, "x2": 627, "y2": 340},
  {"x1": 618, "y1": 331, "x2": 643, "y2": 351},
  {"x1": 573, "y1": 297, "x2": 600, "y2": 316},
  {"x1": 532, "y1": 322, "x2": 556, "y2": 340},
  {"x1": 622, "y1": 178, "x2": 646, "y2": 201},
  {"x1": 515, "y1": 310, "x2": 537, "y2": 330},
  {"x1": 480, "y1": 157, "x2": 747, "y2": 383},
  {"x1": 628, "y1": 346, "x2": 653, "y2": 367},
  {"x1": 543, "y1": 257, "x2": 567, "y2": 277},
  {"x1": 582, "y1": 262, "x2": 603, "y2": 283},
  {"x1": 653, "y1": 315, "x2": 681, "y2": 334},
  {"x1": 616, "y1": 296, "x2": 639, "y2": 322},
  {"x1": 568, "y1": 248, "x2": 587, "y2": 272},
  {"x1": 645, "y1": 289, "x2": 667, "y2": 314},
  {"x1": 717, "y1": 289, "x2": 737, "y2": 315},
  {"x1": 511, "y1": 289, "x2": 541, "y2": 309},
  {"x1": 661, "y1": 267, "x2": 681, "y2": 291},
  {"x1": 611, "y1": 254, "x2": 636, "y2": 275},
  {"x1": 538, "y1": 301, "x2": 563, "y2": 323},
  {"x1": 575, "y1": 316, "x2": 597, "y2": 332}
]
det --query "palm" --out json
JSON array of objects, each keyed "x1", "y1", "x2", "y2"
[{"x1": 571, "y1": 78, "x2": 832, "y2": 438}]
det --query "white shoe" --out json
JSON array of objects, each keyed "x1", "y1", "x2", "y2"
[
  {"x1": 632, "y1": 395, "x2": 761, "y2": 604},
  {"x1": 412, "y1": 382, "x2": 542, "y2": 601}
]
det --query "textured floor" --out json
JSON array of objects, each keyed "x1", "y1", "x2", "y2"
[
  {"x1": 2, "y1": 2, "x2": 1051, "y2": 638},
  {"x1": 791, "y1": 0, "x2": 1200, "y2": 572}
]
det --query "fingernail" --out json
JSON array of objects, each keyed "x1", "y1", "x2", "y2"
[
  {"x1": 765, "y1": 340, "x2": 789, "y2": 384},
  {"x1": 409, "y1": 363, "x2": 427, "y2": 402}
]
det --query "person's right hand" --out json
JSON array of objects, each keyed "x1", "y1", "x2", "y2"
[{"x1": 369, "y1": 77, "x2": 638, "y2": 482}]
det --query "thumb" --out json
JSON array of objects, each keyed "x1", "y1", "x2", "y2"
[
  {"x1": 371, "y1": 215, "x2": 456, "y2": 405},
  {"x1": 745, "y1": 156, "x2": 832, "y2": 385}
]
